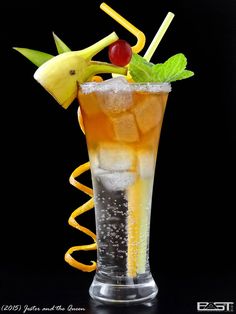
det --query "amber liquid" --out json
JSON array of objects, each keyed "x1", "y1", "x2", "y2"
[{"x1": 78, "y1": 82, "x2": 169, "y2": 279}]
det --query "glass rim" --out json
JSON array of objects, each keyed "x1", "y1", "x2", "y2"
[{"x1": 79, "y1": 81, "x2": 171, "y2": 94}]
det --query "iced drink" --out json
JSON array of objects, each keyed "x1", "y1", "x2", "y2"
[
  {"x1": 14, "y1": 0, "x2": 194, "y2": 306},
  {"x1": 78, "y1": 77, "x2": 171, "y2": 304}
]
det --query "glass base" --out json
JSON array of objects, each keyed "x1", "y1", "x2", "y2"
[{"x1": 89, "y1": 272, "x2": 158, "y2": 305}]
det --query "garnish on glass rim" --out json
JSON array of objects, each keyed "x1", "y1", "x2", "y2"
[
  {"x1": 129, "y1": 52, "x2": 194, "y2": 83},
  {"x1": 14, "y1": 32, "x2": 127, "y2": 109}
]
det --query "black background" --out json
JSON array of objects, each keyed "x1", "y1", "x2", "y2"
[{"x1": 1, "y1": 0, "x2": 236, "y2": 313}]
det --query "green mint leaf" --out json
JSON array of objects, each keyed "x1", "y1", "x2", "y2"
[
  {"x1": 162, "y1": 53, "x2": 187, "y2": 81},
  {"x1": 13, "y1": 48, "x2": 53, "y2": 67},
  {"x1": 173, "y1": 69, "x2": 194, "y2": 80},
  {"x1": 151, "y1": 53, "x2": 189, "y2": 82},
  {"x1": 151, "y1": 63, "x2": 165, "y2": 82},
  {"x1": 129, "y1": 53, "x2": 154, "y2": 82},
  {"x1": 129, "y1": 52, "x2": 194, "y2": 83},
  {"x1": 52, "y1": 32, "x2": 71, "y2": 54}
]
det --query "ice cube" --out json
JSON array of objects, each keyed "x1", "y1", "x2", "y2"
[
  {"x1": 88, "y1": 151, "x2": 111, "y2": 178},
  {"x1": 138, "y1": 150, "x2": 156, "y2": 178},
  {"x1": 132, "y1": 95, "x2": 164, "y2": 133},
  {"x1": 88, "y1": 151, "x2": 99, "y2": 172},
  {"x1": 98, "y1": 77, "x2": 133, "y2": 115},
  {"x1": 98, "y1": 171, "x2": 136, "y2": 191},
  {"x1": 111, "y1": 112, "x2": 140, "y2": 142},
  {"x1": 99, "y1": 77, "x2": 131, "y2": 91},
  {"x1": 98, "y1": 143, "x2": 136, "y2": 171}
]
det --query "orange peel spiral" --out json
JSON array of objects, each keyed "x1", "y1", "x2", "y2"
[{"x1": 64, "y1": 158, "x2": 97, "y2": 272}]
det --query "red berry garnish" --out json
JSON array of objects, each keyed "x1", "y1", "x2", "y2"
[{"x1": 108, "y1": 39, "x2": 132, "y2": 67}]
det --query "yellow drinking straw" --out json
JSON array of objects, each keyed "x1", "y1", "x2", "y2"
[
  {"x1": 144, "y1": 12, "x2": 175, "y2": 61},
  {"x1": 65, "y1": 3, "x2": 146, "y2": 273},
  {"x1": 100, "y1": 2, "x2": 146, "y2": 53},
  {"x1": 65, "y1": 3, "x2": 175, "y2": 275}
]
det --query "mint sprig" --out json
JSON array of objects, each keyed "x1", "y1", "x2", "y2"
[{"x1": 129, "y1": 53, "x2": 194, "y2": 83}]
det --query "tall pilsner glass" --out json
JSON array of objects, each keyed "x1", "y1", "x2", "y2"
[{"x1": 78, "y1": 78, "x2": 171, "y2": 305}]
